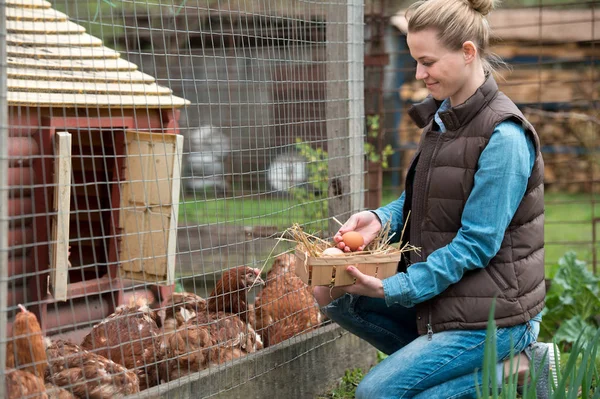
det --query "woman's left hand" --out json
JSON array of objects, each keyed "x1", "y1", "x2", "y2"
[{"x1": 341, "y1": 266, "x2": 385, "y2": 299}]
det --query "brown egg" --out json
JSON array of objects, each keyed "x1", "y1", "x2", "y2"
[{"x1": 341, "y1": 231, "x2": 364, "y2": 251}]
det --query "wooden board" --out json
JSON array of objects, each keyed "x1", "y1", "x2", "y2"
[
  {"x1": 6, "y1": 6, "x2": 67, "y2": 21},
  {"x1": 8, "y1": 91, "x2": 190, "y2": 108},
  {"x1": 8, "y1": 56, "x2": 135, "y2": 72},
  {"x1": 7, "y1": 20, "x2": 86, "y2": 34},
  {"x1": 392, "y1": 9, "x2": 600, "y2": 43},
  {"x1": 118, "y1": 131, "x2": 183, "y2": 284},
  {"x1": 8, "y1": 33, "x2": 103, "y2": 47},
  {"x1": 7, "y1": 45, "x2": 120, "y2": 60},
  {"x1": 8, "y1": 67, "x2": 157, "y2": 84},
  {"x1": 50, "y1": 131, "x2": 71, "y2": 301},
  {"x1": 492, "y1": 43, "x2": 600, "y2": 60},
  {"x1": 7, "y1": 79, "x2": 173, "y2": 96},
  {"x1": 6, "y1": 0, "x2": 51, "y2": 8}
]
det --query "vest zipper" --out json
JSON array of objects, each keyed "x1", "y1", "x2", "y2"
[{"x1": 427, "y1": 305, "x2": 433, "y2": 341}]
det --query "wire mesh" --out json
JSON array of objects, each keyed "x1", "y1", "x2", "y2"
[
  {"x1": 1, "y1": 0, "x2": 366, "y2": 397},
  {"x1": 2, "y1": 0, "x2": 599, "y2": 397}
]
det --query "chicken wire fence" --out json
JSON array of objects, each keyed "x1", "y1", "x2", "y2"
[
  {"x1": 0, "y1": 0, "x2": 365, "y2": 397},
  {"x1": 1, "y1": 0, "x2": 600, "y2": 398}
]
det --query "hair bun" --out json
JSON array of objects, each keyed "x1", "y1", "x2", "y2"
[{"x1": 468, "y1": 0, "x2": 496, "y2": 16}]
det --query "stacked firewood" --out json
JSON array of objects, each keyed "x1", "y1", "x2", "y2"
[{"x1": 397, "y1": 68, "x2": 599, "y2": 194}]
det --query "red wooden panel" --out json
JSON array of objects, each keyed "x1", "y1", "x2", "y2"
[
  {"x1": 8, "y1": 106, "x2": 40, "y2": 137},
  {"x1": 8, "y1": 253, "x2": 36, "y2": 277},
  {"x1": 8, "y1": 137, "x2": 40, "y2": 166},
  {"x1": 8, "y1": 227, "x2": 34, "y2": 247},
  {"x1": 7, "y1": 197, "x2": 33, "y2": 218},
  {"x1": 7, "y1": 167, "x2": 34, "y2": 187}
]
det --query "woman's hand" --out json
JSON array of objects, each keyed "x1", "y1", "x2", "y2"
[
  {"x1": 340, "y1": 266, "x2": 385, "y2": 299},
  {"x1": 334, "y1": 211, "x2": 382, "y2": 252}
]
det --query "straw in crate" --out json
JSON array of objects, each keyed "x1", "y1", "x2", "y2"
[{"x1": 288, "y1": 221, "x2": 418, "y2": 287}]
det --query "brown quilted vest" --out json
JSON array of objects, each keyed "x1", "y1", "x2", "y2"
[{"x1": 402, "y1": 76, "x2": 546, "y2": 336}]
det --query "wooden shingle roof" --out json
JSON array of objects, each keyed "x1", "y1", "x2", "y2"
[{"x1": 6, "y1": 0, "x2": 189, "y2": 108}]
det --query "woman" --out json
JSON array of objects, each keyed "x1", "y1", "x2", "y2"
[{"x1": 313, "y1": 0, "x2": 557, "y2": 398}]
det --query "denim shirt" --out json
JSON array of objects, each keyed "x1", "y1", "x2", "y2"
[{"x1": 374, "y1": 99, "x2": 541, "y2": 322}]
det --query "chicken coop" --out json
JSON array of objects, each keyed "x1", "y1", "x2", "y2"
[{"x1": 4, "y1": 0, "x2": 189, "y2": 336}]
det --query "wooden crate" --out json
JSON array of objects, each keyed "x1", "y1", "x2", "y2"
[{"x1": 294, "y1": 245, "x2": 401, "y2": 287}]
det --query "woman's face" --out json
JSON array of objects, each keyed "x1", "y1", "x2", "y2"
[{"x1": 406, "y1": 29, "x2": 471, "y2": 104}]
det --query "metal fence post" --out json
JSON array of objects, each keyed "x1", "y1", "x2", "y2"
[
  {"x1": 0, "y1": 0, "x2": 9, "y2": 395},
  {"x1": 327, "y1": 0, "x2": 365, "y2": 236}
]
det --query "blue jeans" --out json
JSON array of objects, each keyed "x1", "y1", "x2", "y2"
[{"x1": 322, "y1": 294, "x2": 540, "y2": 399}]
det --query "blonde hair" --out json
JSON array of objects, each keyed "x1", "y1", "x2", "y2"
[{"x1": 406, "y1": 0, "x2": 505, "y2": 74}]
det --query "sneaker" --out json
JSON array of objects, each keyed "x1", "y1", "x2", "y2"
[{"x1": 529, "y1": 342, "x2": 560, "y2": 399}]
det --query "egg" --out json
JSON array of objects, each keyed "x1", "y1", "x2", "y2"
[
  {"x1": 341, "y1": 231, "x2": 364, "y2": 252},
  {"x1": 321, "y1": 247, "x2": 345, "y2": 256}
]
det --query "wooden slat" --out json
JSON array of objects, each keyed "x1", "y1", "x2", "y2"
[
  {"x1": 8, "y1": 68, "x2": 157, "y2": 84},
  {"x1": 50, "y1": 132, "x2": 72, "y2": 301},
  {"x1": 167, "y1": 134, "x2": 183, "y2": 284},
  {"x1": 6, "y1": 0, "x2": 51, "y2": 9},
  {"x1": 7, "y1": 45, "x2": 120, "y2": 60},
  {"x1": 492, "y1": 43, "x2": 600, "y2": 60},
  {"x1": 7, "y1": 20, "x2": 86, "y2": 34},
  {"x1": 8, "y1": 56, "x2": 136, "y2": 72},
  {"x1": 393, "y1": 9, "x2": 600, "y2": 43},
  {"x1": 8, "y1": 91, "x2": 190, "y2": 108},
  {"x1": 6, "y1": 7, "x2": 68, "y2": 21},
  {"x1": 8, "y1": 79, "x2": 173, "y2": 96},
  {"x1": 492, "y1": 10, "x2": 600, "y2": 43},
  {"x1": 8, "y1": 33, "x2": 103, "y2": 47},
  {"x1": 119, "y1": 131, "x2": 183, "y2": 283}
]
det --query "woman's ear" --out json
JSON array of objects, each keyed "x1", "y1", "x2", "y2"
[{"x1": 462, "y1": 41, "x2": 477, "y2": 64}]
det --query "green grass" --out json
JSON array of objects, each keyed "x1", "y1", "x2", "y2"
[
  {"x1": 543, "y1": 192, "x2": 599, "y2": 277},
  {"x1": 178, "y1": 194, "x2": 329, "y2": 232}
]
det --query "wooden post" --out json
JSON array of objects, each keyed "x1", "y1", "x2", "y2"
[
  {"x1": 326, "y1": 0, "x2": 365, "y2": 236},
  {"x1": 0, "y1": 1, "x2": 8, "y2": 395},
  {"x1": 49, "y1": 132, "x2": 72, "y2": 301}
]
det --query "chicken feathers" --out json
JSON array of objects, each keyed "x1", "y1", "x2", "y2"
[
  {"x1": 5, "y1": 368, "x2": 48, "y2": 399},
  {"x1": 159, "y1": 267, "x2": 264, "y2": 383},
  {"x1": 254, "y1": 254, "x2": 323, "y2": 346},
  {"x1": 80, "y1": 304, "x2": 162, "y2": 390},
  {"x1": 10, "y1": 305, "x2": 48, "y2": 378},
  {"x1": 160, "y1": 292, "x2": 207, "y2": 333},
  {"x1": 45, "y1": 339, "x2": 139, "y2": 398}
]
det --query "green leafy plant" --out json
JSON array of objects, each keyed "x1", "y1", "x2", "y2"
[
  {"x1": 476, "y1": 296, "x2": 600, "y2": 399},
  {"x1": 540, "y1": 252, "x2": 600, "y2": 352},
  {"x1": 318, "y1": 368, "x2": 366, "y2": 399},
  {"x1": 365, "y1": 115, "x2": 394, "y2": 168},
  {"x1": 291, "y1": 139, "x2": 329, "y2": 232}
]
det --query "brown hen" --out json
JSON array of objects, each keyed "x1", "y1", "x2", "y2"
[
  {"x1": 45, "y1": 339, "x2": 139, "y2": 398},
  {"x1": 45, "y1": 384, "x2": 77, "y2": 399},
  {"x1": 207, "y1": 266, "x2": 264, "y2": 325},
  {"x1": 5, "y1": 368, "x2": 47, "y2": 399},
  {"x1": 254, "y1": 254, "x2": 323, "y2": 346},
  {"x1": 160, "y1": 291, "x2": 207, "y2": 333},
  {"x1": 159, "y1": 267, "x2": 264, "y2": 383},
  {"x1": 80, "y1": 303, "x2": 162, "y2": 390},
  {"x1": 8, "y1": 305, "x2": 48, "y2": 378}
]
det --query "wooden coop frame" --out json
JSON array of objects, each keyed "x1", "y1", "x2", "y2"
[{"x1": 5, "y1": 0, "x2": 189, "y2": 334}]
